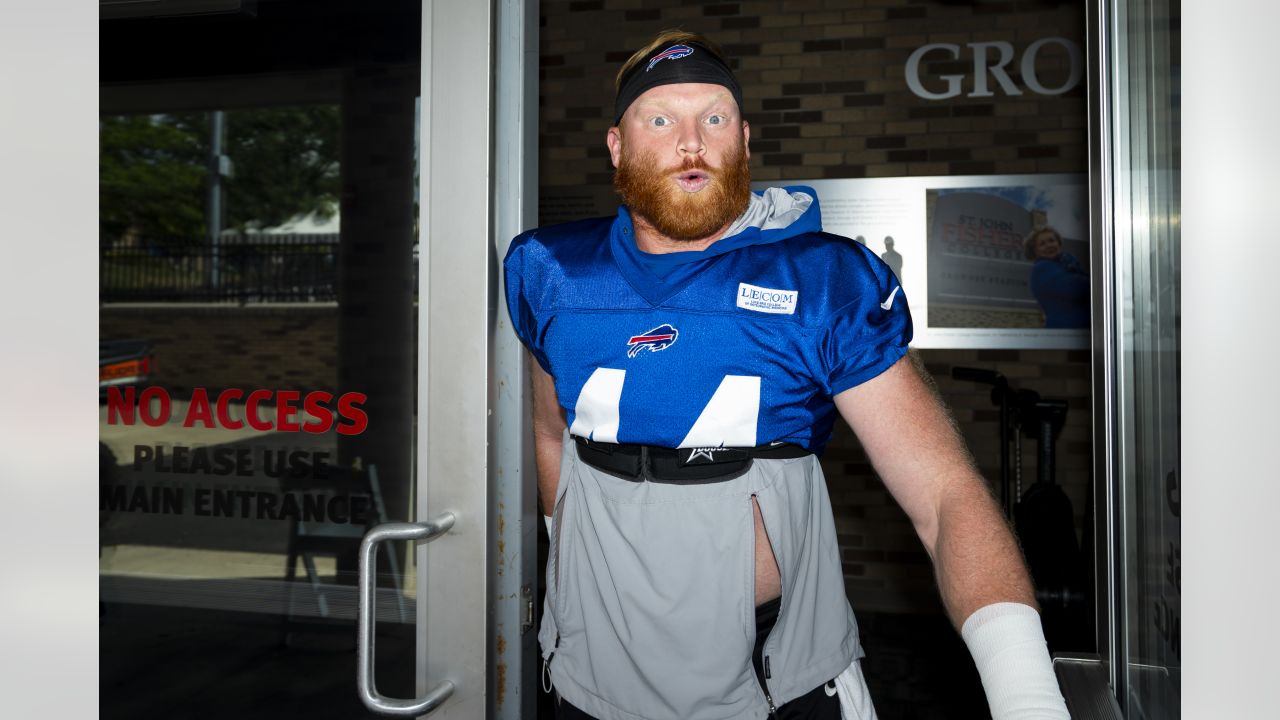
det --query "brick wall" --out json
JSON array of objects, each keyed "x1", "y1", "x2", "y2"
[
  {"x1": 540, "y1": 0, "x2": 1091, "y2": 614},
  {"x1": 100, "y1": 304, "x2": 339, "y2": 396},
  {"x1": 540, "y1": 0, "x2": 1086, "y2": 191}
]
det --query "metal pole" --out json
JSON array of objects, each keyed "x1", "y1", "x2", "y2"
[
  {"x1": 493, "y1": 0, "x2": 540, "y2": 716},
  {"x1": 997, "y1": 382, "x2": 1011, "y2": 517},
  {"x1": 207, "y1": 110, "x2": 224, "y2": 291}
]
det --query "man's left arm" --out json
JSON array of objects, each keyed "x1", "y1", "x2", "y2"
[
  {"x1": 833, "y1": 353, "x2": 1031, "y2": 622},
  {"x1": 833, "y1": 353, "x2": 1069, "y2": 719}
]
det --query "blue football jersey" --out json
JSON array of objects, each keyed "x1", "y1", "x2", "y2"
[{"x1": 504, "y1": 186, "x2": 912, "y2": 455}]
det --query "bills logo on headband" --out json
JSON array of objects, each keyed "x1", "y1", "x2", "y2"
[
  {"x1": 646, "y1": 44, "x2": 695, "y2": 72},
  {"x1": 626, "y1": 324, "x2": 679, "y2": 358}
]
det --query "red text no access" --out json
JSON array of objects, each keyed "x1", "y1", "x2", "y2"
[{"x1": 105, "y1": 386, "x2": 369, "y2": 435}]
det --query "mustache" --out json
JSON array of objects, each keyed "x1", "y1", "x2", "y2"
[{"x1": 666, "y1": 155, "x2": 714, "y2": 174}]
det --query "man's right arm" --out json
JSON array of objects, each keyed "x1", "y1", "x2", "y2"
[{"x1": 531, "y1": 356, "x2": 566, "y2": 516}]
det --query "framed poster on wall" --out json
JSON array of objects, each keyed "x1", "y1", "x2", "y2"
[{"x1": 754, "y1": 174, "x2": 1090, "y2": 349}]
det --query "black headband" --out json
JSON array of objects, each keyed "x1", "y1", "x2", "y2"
[{"x1": 613, "y1": 42, "x2": 744, "y2": 125}]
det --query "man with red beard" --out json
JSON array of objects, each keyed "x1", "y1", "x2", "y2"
[{"x1": 504, "y1": 31, "x2": 1068, "y2": 720}]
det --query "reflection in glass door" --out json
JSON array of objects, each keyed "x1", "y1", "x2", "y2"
[{"x1": 99, "y1": 4, "x2": 424, "y2": 717}]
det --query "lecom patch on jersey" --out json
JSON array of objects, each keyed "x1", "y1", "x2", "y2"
[{"x1": 736, "y1": 282, "x2": 798, "y2": 315}]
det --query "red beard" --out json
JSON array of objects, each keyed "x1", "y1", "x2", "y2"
[{"x1": 613, "y1": 139, "x2": 752, "y2": 242}]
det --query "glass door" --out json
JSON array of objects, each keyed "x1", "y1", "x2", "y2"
[
  {"x1": 99, "y1": 95, "x2": 421, "y2": 718},
  {"x1": 99, "y1": 3, "x2": 450, "y2": 717},
  {"x1": 100, "y1": 98, "x2": 423, "y2": 720},
  {"x1": 101, "y1": 2, "x2": 522, "y2": 716}
]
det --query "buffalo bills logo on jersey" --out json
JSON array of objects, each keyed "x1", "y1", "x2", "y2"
[
  {"x1": 626, "y1": 324, "x2": 679, "y2": 358},
  {"x1": 646, "y1": 44, "x2": 694, "y2": 72}
]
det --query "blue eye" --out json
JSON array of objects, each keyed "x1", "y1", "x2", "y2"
[
  {"x1": 652, "y1": 117, "x2": 668, "y2": 127},
  {"x1": 708, "y1": 115, "x2": 723, "y2": 125}
]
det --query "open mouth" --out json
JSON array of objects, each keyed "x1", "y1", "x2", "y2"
[{"x1": 674, "y1": 170, "x2": 710, "y2": 193}]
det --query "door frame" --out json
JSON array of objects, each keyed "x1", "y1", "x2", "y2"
[{"x1": 418, "y1": 0, "x2": 538, "y2": 717}]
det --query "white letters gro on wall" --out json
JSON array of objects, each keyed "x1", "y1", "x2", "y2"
[{"x1": 905, "y1": 37, "x2": 1083, "y2": 101}]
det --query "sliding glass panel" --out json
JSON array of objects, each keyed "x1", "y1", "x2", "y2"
[{"x1": 1108, "y1": 0, "x2": 1181, "y2": 716}]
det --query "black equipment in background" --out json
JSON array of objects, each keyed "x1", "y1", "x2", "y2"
[{"x1": 952, "y1": 366, "x2": 1092, "y2": 652}]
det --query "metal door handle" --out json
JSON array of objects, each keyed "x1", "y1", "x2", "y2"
[{"x1": 357, "y1": 513, "x2": 457, "y2": 716}]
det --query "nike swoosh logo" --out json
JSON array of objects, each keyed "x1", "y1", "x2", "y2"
[
  {"x1": 824, "y1": 681, "x2": 838, "y2": 697},
  {"x1": 880, "y1": 286, "x2": 901, "y2": 310}
]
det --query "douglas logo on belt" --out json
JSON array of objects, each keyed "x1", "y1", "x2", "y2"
[{"x1": 626, "y1": 324, "x2": 679, "y2": 358}]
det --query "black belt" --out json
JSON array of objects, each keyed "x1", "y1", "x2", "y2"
[{"x1": 574, "y1": 436, "x2": 811, "y2": 484}]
